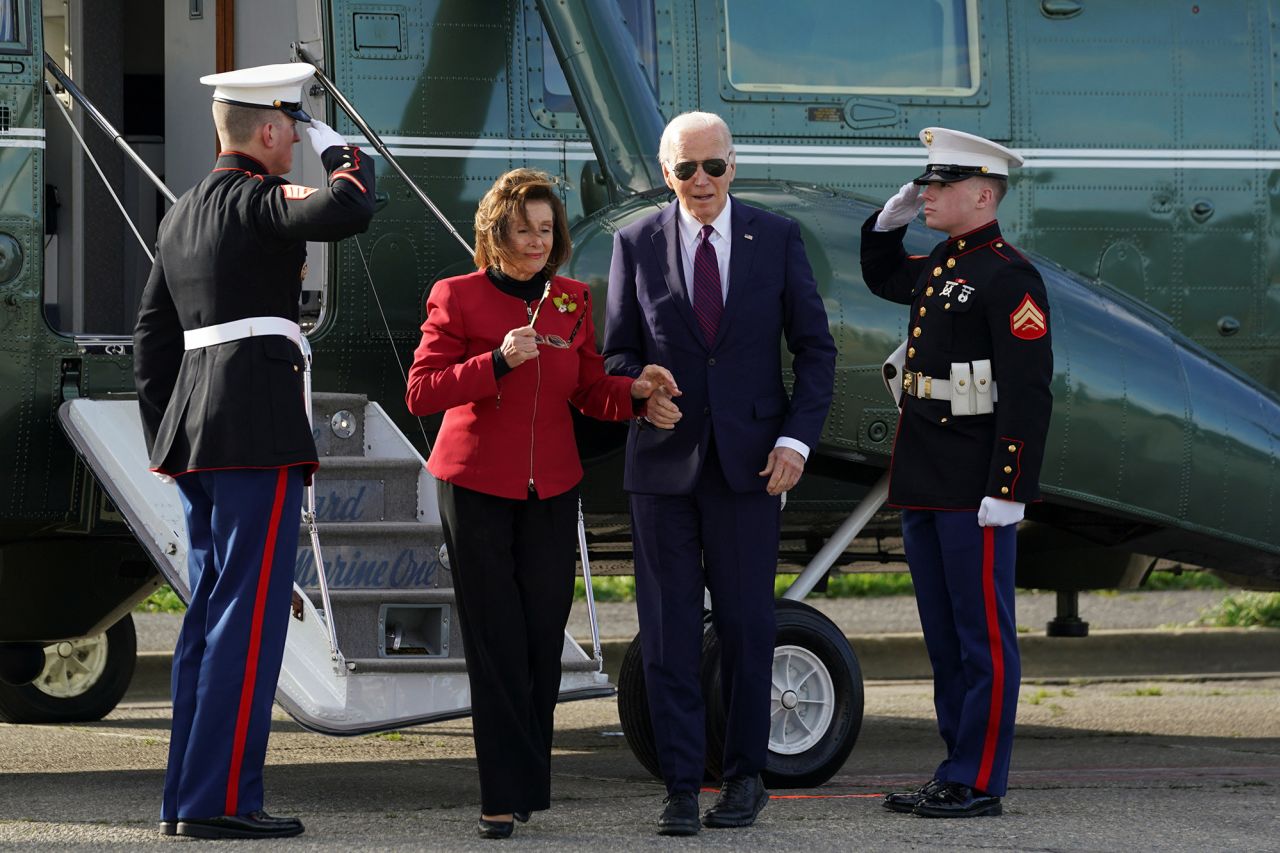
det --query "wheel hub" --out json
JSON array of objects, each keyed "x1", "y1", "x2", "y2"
[
  {"x1": 768, "y1": 644, "x2": 836, "y2": 755},
  {"x1": 33, "y1": 633, "x2": 110, "y2": 700}
]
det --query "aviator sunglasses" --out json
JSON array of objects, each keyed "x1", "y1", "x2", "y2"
[
  {"x1": 528, "y1": 284, "x2": 587, "y2": 349},
  {"x1": 669, "y1": 158, "x2": 729, "y2": 181}
]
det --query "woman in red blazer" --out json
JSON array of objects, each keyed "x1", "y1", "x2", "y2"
[{"x1": 406, "y1": 169, "x2": 674, "y2": 839}]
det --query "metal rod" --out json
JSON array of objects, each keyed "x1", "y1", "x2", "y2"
[
  {"x1": 294, "y1": 44, "x2": 474, "y2": 259},
  {"x1": 782, "y1": 472, "x2": 891, "y2": 601},
  {"x1": 299, "y1": 337, "x2": 345, "y2": 670},
  {"x1": 577, "y1": 497, "x2": 603, "y2": 670},
  {"x1": 44, "y1": 80, "x2": 154, "y2": 263},
  {"x1": 44, "y1": 53, "x2": 177, "y2": 206}
]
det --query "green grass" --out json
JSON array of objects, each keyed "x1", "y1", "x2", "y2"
[
  {"x1": 780, "y1": 572, "x2": 915, "y2": 599},
  {"x1": 1142, "y1": 570, "x2": 1228, "y2": 591},
  {"x1": 574, "y1": 576, "x2": 637, "y2": 602},
  {"x1": 136, "y1": 585, "x2": 186, "y2": 613},
  {"x1": 572, "y1": 572, "x2": 915, "y2": 602},
  {"x1": 138, "y1": 568, "x2": 1261, "y2": 611},
  {"x1": 1195, "y1": 592, "x2": 1280, "y2": 628}
]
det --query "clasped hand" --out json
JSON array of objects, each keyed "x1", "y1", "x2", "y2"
[
  {"x1": 500, "y1": 325, "x2": 539, "y2": 368},
  {"x1": 632, "y1": 366, "x2": 682, "y2": 430}
]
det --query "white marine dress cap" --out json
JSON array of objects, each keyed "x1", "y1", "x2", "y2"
[
  {"x1": 199, "y1": 62, "x2": 316, "y2": 123},
  {"x1": 913, "y1": 127, "x2": 1023, "y2": 184}
]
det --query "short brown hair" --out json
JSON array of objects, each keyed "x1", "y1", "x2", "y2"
[
  {"x1": 211, "y1": 101, "x2": 277, "y2": 148},
  {"x1": 473, "y1": 169, "x2": 571, "y2": 275},
  {"x1": 975, "y1": 175, "x2": 1008, "y2": 205}
]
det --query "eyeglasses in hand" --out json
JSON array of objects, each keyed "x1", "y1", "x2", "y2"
[{"x1": 534, "y1": 308, "x2": 587, "y2": 349}]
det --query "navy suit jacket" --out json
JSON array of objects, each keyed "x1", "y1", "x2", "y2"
[{"x1": 604, "y1": 197, "x2": 836, "y2": 495}]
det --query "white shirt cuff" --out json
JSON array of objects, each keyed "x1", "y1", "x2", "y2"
[{"x1": 774, "y1": 436, "x2": 809, "y2": 461}]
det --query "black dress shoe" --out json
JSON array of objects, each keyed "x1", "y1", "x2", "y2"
[
  {"x1": 657, "y1": 792, "x2": 701, "y2": 836},
  {"x1": 883, "y1": 778, "x2": 945, "y2": 813},
  {"x1": 176, "y1": 811, "x2": 304, "y2": 839},
  {"x1": 913, "y1": 782, "x2": 1002, "y2": 818},
  {"x1": 513, "y1": 811, "x2": 530, "y2": 823},
  {"x1": 476, "y1": 817, "x2": 514, "y2": 839},
  {"x1": 702, "y1": 774, "x2": 768, "y2": 828}
]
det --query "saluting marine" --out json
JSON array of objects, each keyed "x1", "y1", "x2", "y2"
[
  {"x1": 861, "y1": 128, "x2": 1053, "y2": 818},
  {"x1": 133, "y1": 63, "x2": 375, "y2": 840}
]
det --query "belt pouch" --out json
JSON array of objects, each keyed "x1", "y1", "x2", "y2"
[{"x1": 949, "y1": 361, "x2": 974, "y2": 416}]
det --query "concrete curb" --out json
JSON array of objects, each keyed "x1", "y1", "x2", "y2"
[{"x1": 128, "y1": 628, "x2": 1280, "y2": 701}]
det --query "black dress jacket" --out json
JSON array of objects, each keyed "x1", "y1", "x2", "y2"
[
  {"x1": 133, "y1": 147, "x2": 376, "y2": 476},
  {"x1": 861, "y1": 215, "x2": 1053, "y2": 509}
]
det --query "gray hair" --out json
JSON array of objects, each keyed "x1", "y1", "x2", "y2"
[{"x1": 658, "y1": 111, "x2": 734, "y2": 165}]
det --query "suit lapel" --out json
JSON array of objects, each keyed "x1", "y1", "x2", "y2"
[
  {"x1": 715, "y1": 197, "x2": 757, "y2": 350},
  {"x1": 650, "y1": 203, "x2": 703, "y2": 344}
]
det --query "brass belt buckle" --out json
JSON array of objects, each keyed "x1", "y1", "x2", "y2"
[{"x1": 903, "y1": 372, "x2": 914, "y2": 393}]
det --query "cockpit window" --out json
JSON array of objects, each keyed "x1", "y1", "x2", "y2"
[
  {"x1": 0, "y1": 0, "x2": 27, "y2": 53},
  {"x1": 724, "y1": 0, "x2": 978, "y2": 95},
  {"x1": 536, "y1": 0, "x2": 657, "y2": 119}
]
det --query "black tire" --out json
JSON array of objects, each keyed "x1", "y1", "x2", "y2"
[
  {"x1": 703, "y1": 599, "x2": 864, "y2": 788},
  {"x1": 616, "y1": 633, "x2": 663, "y2": 780},
  {"x1": 0, "y1": 614, "x2": 137, "y2": 724}
]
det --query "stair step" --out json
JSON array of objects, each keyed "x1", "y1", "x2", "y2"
[
  {"x1": 309, "y1": 588, "x2": 455, "y2": 605},
  {"x1": 310, "y1": 458, "x2": 424, "y2": 522},
  {"x1": 294, "y1": 522, "x2": 448, "y2": 593},
  {"x1": 345, "y1": 656, "x2": 603, "y2": 675},
  {"x1": 311, "y1": 393, "x2": 369, "y2": 458}
]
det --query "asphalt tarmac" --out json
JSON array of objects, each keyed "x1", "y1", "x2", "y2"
[{"x1": 1, "y1": 674, "x2": 1277, "y2": 851}]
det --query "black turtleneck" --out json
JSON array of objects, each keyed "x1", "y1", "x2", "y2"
[{"x1": 487, "y1": 266, "x2": 549, "y2": 379}]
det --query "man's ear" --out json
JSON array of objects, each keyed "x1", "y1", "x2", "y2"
[{"x1": 259, "y1": 119, "x2": 279, "y2": 150}]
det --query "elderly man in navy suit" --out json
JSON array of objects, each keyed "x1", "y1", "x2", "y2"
[{"x1": 604, "y1": 111, "x2": 836, "y2": 836}]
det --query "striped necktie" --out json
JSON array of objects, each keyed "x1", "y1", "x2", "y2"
[{"x1": 692, "y1": 224, "x2": 723, "y2": 346}]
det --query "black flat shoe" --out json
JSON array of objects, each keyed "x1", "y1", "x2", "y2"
[
  {"x1": 913, "y1": 782, "x2": 1002, "y2": 818},
  {"x1": 176, "y1": 811, "x2": 304, "y2": 839},
  {"x1": 477, "y1": 817, "x2": 514, "y2": 839},
  {"x1": 702, "y1": 774, "x2": 768, "y2": 828},
  {"x1": 513, "y1": 811, "x2": 530, "y2": 823},
  {"x1": 657, "y1": 792, "x2": 700, "y2": 836},
  {"x1": 883, "y1": 778, "x2": 944, "y2": 813}
]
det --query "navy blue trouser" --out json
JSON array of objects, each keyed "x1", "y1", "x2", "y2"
[
  {"x1": 163, "y1": 467, "x2": 303, "y2": 821},
  {"x1": 901, "y1": 508, "x2": 1020, "y2": 797},
  {"x1": 630, "y1": 446, "x2": 781, "y2": 794}
]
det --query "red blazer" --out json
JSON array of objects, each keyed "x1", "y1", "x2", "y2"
[{"x1": 406, "y1": 271, "x2": 635, "y2": 500}]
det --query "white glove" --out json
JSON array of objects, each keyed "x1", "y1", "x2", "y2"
[
  {"x1": 874, "y1": 182, "x2": 923, "y2": 231},
  {"x1": 152, "y1": 471, "x2": 175, "y2": 485},
  {"x1": 978, "y1": 496, "x2": 1025, "y2": 527},
  {"x1": 305, "y1": 119, "x2": 345, "y2": 157}
]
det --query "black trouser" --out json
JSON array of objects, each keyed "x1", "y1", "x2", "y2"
[{"x1": 437, "y1": 480, "x2": 579, "y2": 815}]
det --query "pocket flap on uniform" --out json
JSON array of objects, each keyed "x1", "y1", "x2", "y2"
[
  {"x1": 754, "y1": 395, "x2": 787, "y2": 419},
  {"x1": 260, "y1": 335, "x2": 302, "y2": 365}
]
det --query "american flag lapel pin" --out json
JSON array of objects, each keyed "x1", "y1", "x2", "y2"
[{"x1": 744, "y1": 233, "x2": 754, "y2": 240}]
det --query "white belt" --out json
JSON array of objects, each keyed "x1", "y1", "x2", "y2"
[
  {"x1": 183, "y1": 316, "x2": 302, "y2": 351},
  {"x1": 902, "y1": 360, "x2": 998, "y2": 415}
]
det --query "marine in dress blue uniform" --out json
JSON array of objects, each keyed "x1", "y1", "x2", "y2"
[
  {"x1": 860, "y1": 128, "x2": 1053, "y2": 818},
  {"x1": 132, "y1": 63, "x2": 375, "y2": 840}
]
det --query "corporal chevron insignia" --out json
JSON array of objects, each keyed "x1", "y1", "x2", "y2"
[
  {"x1": 1010, "y1": 293, "x2": 1047, "y2": 340},
  {"x1": 281, "y1": 184, "x2": 318, "y2": 201}
]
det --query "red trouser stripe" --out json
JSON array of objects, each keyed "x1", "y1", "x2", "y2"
[
  {"x1": 225, "y1": 468, "x2": 289, "y2": 815},
  {"x1": 975, "y1": 525, "x2": 1004, "y2": 793}
]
